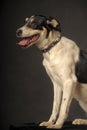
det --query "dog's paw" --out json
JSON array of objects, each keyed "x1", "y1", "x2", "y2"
[
  {"x1": 72, "y1": 119, "x2": 87, "y2": 125},
  {"x1": 47, "y1": 124, "x2": 62, "y2": 129},
  {"x1": 39, "y1": 121, "x2": 53, "y2": 127}
]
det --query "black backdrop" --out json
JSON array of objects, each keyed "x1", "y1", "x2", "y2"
[{"x1": 1, "y1": 0, "x2": 87, "y2": 130}]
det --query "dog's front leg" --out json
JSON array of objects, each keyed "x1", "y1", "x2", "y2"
[
  {"x1": 49, "y1": 82, "x2": 62, "y2": 124},
  {"x1": 39, "y1": 62, "x2": 62, "y2": 127},
  {"x1": 40, "y1": 81, "x2": 62, "y2": 127},
  {"x1": 47, "y1": 79, "x2": 76, "y2": 129}
]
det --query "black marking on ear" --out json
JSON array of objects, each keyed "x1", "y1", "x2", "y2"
[
  {"x1": 55, "y1": 24, "x2": 61, "y2": 32},
  {"x1": 75, "y1": 50, "x2": 87, "y2": 83},
  {"x1": 44, "y1": 18, "x2": 61, "y2": 38},
  {"x1": 46, "y1": 17, "x2": 61, "y2": 33}
]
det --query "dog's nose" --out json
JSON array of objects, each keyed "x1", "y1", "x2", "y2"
[{"x1": 16, "y1": 29, "x2": 22, "y2": 37}]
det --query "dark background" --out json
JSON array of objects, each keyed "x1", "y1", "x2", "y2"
[{"x1": 1, "y1": 0, "x2": 87, "y2": 130}]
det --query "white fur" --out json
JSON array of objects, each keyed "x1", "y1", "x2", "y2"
[
  {"x1": 17, "y1": 17, "x2": 87, "y2": 128},
  {"x1": 40, "y1": 37, "x2": 87, "y2": 129}
]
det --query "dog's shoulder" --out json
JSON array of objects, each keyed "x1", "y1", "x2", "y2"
[
  {"x1": 61, "y1": 36, "x2": 77, "y2": 47},
  {"x1": 61, "y1": 36, "x2": 80, "y2": 57},
  {"x1": 61, "y1": 36, "x2": 74, "y2": 42}
]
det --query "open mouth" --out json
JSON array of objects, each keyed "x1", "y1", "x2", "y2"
[{"x1": 17, "y1": 34, "x2": 40, "y2": 47}]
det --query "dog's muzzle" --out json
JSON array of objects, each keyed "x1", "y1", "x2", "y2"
[{"x1": 16, "y1": 28, "x2": 40, "y2": 47}]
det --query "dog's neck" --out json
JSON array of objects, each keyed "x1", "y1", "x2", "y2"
[
  {"x1": 36, "y1": 30, "x2": 61, "y2": 53},
  {"x1": 41, "y1": 37, "x2": 61, "y2": 53}
]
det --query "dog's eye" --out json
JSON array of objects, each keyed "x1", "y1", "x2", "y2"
[
  {"x1": 26, "y1": 22, "x2": 38, "y2": 28},
  {"x1": 31, "y1": 22, "x2": 37, "y2": 28}
]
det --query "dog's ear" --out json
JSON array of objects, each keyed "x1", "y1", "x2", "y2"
[
  {"x1": 24, "y1": 17, "x2": 29, "y2": 23},
  {"x1": 46, "y1": 17, "x2": 61, "y2": 32}
]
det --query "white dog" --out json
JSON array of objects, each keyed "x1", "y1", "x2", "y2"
[{"x1": 16, "y1": 15, "x2": 87, "y2": 129}]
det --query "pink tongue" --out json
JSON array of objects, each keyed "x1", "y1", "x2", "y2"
[{"x1": 18, "y1": 39, "x2": 29, "y2": 46}]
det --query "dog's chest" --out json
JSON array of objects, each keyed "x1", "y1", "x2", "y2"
[
  {"x1": 43, "y1": 51, "x2": 70, "y2": 82},
  {"x1": 43, "y1": 51, "x2": 64, "y2": 68}
]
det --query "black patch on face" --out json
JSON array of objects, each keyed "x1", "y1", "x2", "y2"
[
  {"x1": 75, "y1": 50, "x2": 87, "y2": 83},
  {"x1": 26, "y1": 15, "x2": 61, "y2": 38},
  {"x1": 26, "y1": 15, "x2": 47, "y2": 30}
]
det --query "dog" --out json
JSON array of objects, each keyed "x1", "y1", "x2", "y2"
[{"x1": 16, "y1": 15, "x2": 87, "y2": 129}]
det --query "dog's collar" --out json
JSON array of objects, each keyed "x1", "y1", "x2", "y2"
[{"x1": 41, "y1": 37, "x2": 61, "y2": 53}]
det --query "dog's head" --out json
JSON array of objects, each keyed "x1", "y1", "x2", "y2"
[{"x1": 16, "y1": 15, "x2": 61, "y2": 49}]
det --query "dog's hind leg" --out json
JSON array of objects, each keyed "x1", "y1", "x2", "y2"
[
  {"x1": 73, "y1": 84, "x2": 87, "y2": 125},
  {"x1": 72, "y1": 101, "x2": 87, "y2": 125},
  {"x1": 73, "y1": 119, "x2": 87, "y2": 125},
  {"x1": 72, "y1": 99, "x2": 87, "y2": 125}
]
